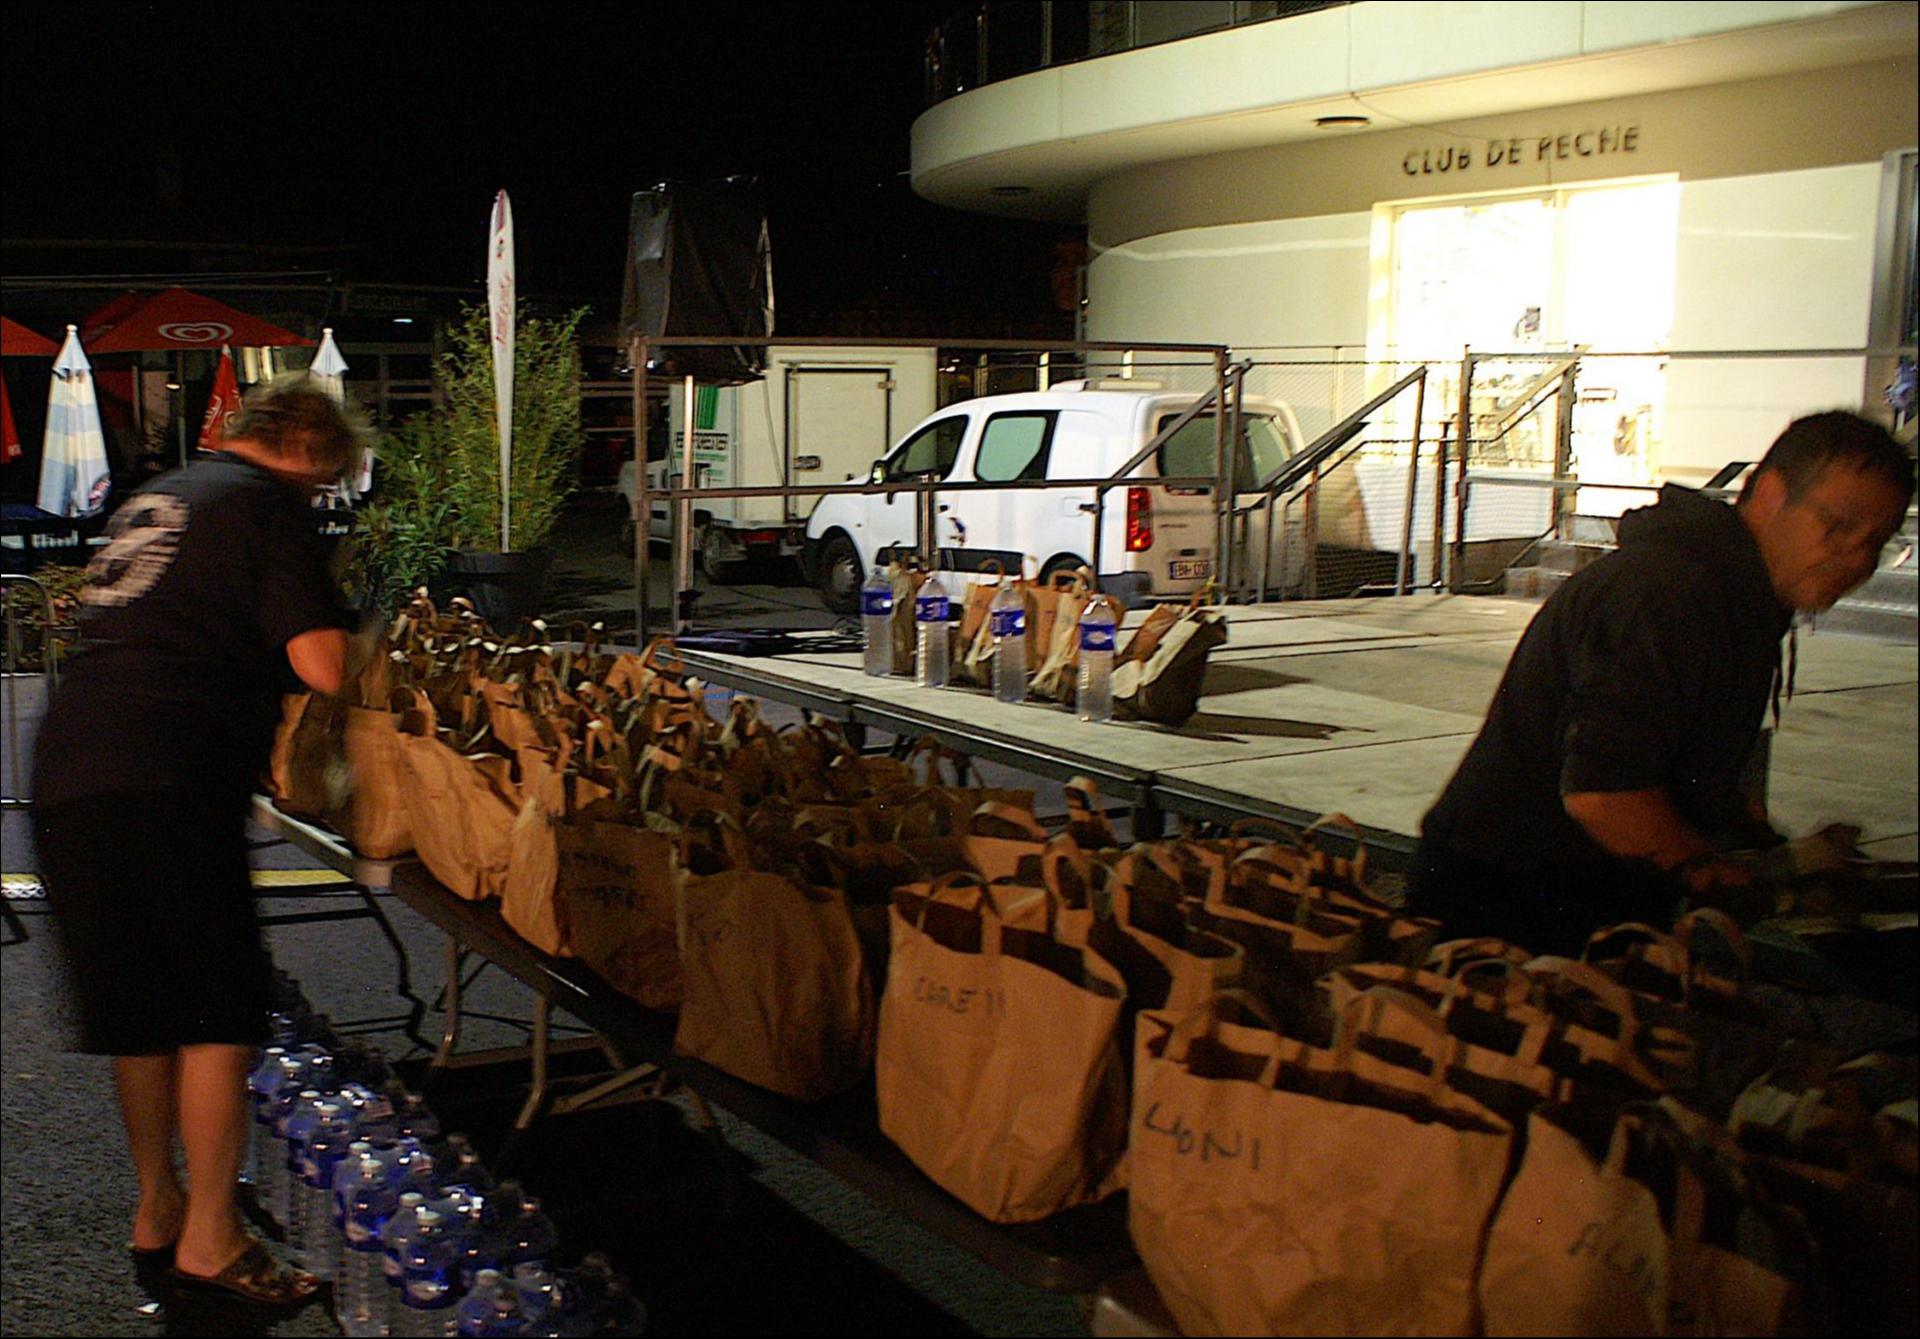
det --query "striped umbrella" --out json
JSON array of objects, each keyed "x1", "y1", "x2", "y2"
[
  {"x1": 309, "y1": 326, "x2": 370, "y2": 500},
  {"x1": 36, "y1": 326, "x2": 111, "y2": 517}
]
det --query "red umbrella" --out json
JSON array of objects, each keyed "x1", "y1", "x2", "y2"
[
  {"x1": 1, "y1": 318, "x2": 60, "y2": 462},
  {"x1": 1, "y1": 315, "x2": 61, "y2": 358},
  {"x1": 81, "y1": 288, "x2": 313, "y2": 467},
  {"x1": 82, "y1": 287, "x2": 313, "y2": 353}
]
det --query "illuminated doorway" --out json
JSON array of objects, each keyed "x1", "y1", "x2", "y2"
[{"x1": 1381, "y1": 179, "x2": 1680, "y2": 497}]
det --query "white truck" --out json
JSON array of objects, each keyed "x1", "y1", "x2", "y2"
[{"x1": 618, "y1": 345, "x2": 938, "y2": 580}]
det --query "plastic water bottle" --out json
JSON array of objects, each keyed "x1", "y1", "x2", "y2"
[
  {"x1": 458, "y1": 1179, "x2": 524, "y2": 1292},
  {"x1": 509, "y1": 1263, "x2": 555, "y2": 1333},
  {"x1": 282, "y1": 1090, "x2": 330, "y2": 1267},
  {"x1": 245, "y1": 1047, "x2": 291, "y2": 1192},
  {"x1": 395, "y1": 1207, "x2": 463, "y2": 1337},
  {"x1": 383, "y1": 1191, "x2": 431, "y2": 1331},
  {"x1": 914, "y1": 574, "x2": 950, "y2": 688},
  {"x1": 990, "y1": 582, "x2": 1027, "y2": 703},
  {"x1": 258, "y1": 1057, "x2": 310, "y2": 1229},
  {"x1": 1077, "y1": 598, "x2": 1116, "y2": 723},
  {"x1": 547, "y1": 1254, "x2": 614, "y2": 1338},
  {"x1": 861, "y1": 568, "x2": 893, "y2": 676},
  {"x1": 507, "y1": 1195, "x2": 557, "y2": 1273},
  {"x1": 456, "y1": 1268, "x2": 529, "y2": 1337},
  {"x1": 337, "y1": 1146, "x2": 399, "y2": 1337},
  {"x1": 299, "y1": 1100, "x2": 356, "y2": 1274}
]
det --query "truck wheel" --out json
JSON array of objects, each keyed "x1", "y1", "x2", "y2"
[
  {"x1": 699, "y1": 526, "x2": 747, "y2": 584},
  {"x1": 818, "y1": 534, "x2": 863, "y2": 615},
  {"x1": 1040, "y1": 554, "x2": 1091, "y2": 584}
]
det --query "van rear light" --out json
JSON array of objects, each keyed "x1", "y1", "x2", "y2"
[{"x1": 1125, "y1": 486, "x2": 1153, "y2": 551}]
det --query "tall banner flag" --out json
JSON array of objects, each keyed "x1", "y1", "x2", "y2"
[
  {"x1": 488, "y1": 189, "x2": 516, "y2": 550},
  {"x1": 196, "y1": 346, "x2": 241, "y2": 452}
]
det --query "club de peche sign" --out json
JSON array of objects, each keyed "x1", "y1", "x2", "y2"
[{"x1": 1402, "y1": 124, "x2": 1641, "y2": 177}]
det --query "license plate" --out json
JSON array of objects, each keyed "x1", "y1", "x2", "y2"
[{"x1": 1169, "y1": 559, "x2": 1211, "y2": 581}]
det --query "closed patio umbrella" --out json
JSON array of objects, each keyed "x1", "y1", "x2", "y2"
[
  {"x1": 37, "y1": 326, "x2": 111, "y2": 517},
  {"x1": 309, "y1": 327, "x2": 369, "y2": 500}
]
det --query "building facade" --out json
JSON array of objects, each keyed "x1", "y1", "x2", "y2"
[{"x1": 912, "y1": 1, "x2": 1918, "y2": 490}]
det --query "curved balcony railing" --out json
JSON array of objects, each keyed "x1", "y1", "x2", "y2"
[{"x1": 925, "y1": 1, "x2": 1353, "y2": 106}]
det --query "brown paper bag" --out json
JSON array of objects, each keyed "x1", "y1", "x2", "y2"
[
  {"x1": 501, "y1": 756, "x2": 614, "y2": 957},
  {"x1": 555, "y1": 817, "x2": 685, "y2": 1011},
  {"x1": 1479, "y1": 1107, "x2": 1672, "y2": 1336},
  {"x1": 328, "y1": 702, "x2": 414, "y2": 859},
  {"x1": 393, "y1": 700, "x2": 520, "y2": 901},
  {"x1": 1128, "y1": 987, "x2": 1514, "y2": 1337},
  {"x1": 673, "y1": 867, "x2": 875, "y2": 1100},
  {"x1": 1113, "y1": 593, "x2": 1228, "y2": 725},
  {"x1": 887, "y1": 559, "x2": 929, "y2": 677},
  {"x1": 1029, "y1": 571, "x2": 1102, "y2": 704},
  {"x1": 876, "y1": 875, "x2": 1129, "y2": 1223},
  {"x1": 269, "y1": 692, "x2": 338, "y2": 819}
]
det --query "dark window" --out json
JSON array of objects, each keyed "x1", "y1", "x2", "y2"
[
  {"x1": 973, "y1": 412, "x2": 1056, "y2": 482},
  {"x1": 1156, "y1": 413, "x2": 1294, "y2": 490},
  {"x1": 888, "y1": 416, "x2": 967, "y2": 480}
]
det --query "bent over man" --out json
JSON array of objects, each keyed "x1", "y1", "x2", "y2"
[{"x1": 1408, "y1": 410, "x2": 1912, "y2": 955}]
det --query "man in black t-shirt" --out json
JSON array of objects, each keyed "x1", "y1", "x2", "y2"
[
  {"x1": 32, "y1": 376, "x2": 368, "y2": 1308},
  {"x1": 1407, "y1": 411, "x2": 1913, "y2": 956}
]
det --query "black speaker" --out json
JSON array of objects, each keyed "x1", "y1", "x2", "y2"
[{"x1": 618, "y1": 177, "x2": 773, "y2": 385}]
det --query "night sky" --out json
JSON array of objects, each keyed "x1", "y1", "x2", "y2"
[{"x1": 1, "y1": 1, "x2": 1077, "y2": 334}]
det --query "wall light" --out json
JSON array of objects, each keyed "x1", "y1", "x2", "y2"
[{"x1": 1314, "y1": 115, "x2": 1371, "y2": 129}]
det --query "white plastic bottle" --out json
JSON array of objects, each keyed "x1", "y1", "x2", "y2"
[
  {"x1": 861, "y1": 567, "x2": 894, "y2": 676},
  {"x1": 1077, "y1": 598, "x2": 1116, "y2": 723},
  {"x1": 915, "y1": 574, "x2": 950, "y2": 688},
  {"x1": 990, "y1": 582, "x2": 1027, "y2": 703}
]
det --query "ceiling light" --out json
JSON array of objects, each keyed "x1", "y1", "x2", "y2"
[
  {"x1": 1314, "y1": 114, "x2": 1370, "y2": 129},
  {"x1": 392, "y1": 317, "x2": 414, "y2": 325}
]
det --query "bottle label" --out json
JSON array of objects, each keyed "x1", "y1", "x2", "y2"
[
  {"x1": 990, "y1": 609, "x2": 1025, "y2": 638},
  {"x1": 915, "y1": 595, "x2": 949, "y2": 622},
  {"x1": 1079, "y1": 623, "x2": 1116, "y2": 653},
  {"x1": 860, "y1": 589, "x2": 893, "y2": 617}
]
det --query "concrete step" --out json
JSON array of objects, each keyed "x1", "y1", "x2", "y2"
[
  {"x1": 1503, "y1": 565, "x2": 1569, "y2": 601},
  {"x1": 1534, "y1": 540, "x2": 1612, "y2": 574}
]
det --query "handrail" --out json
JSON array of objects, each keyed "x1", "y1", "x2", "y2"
[
  {"x1": 1479, "y1": 346, "x2": 1587, "y2": 446},
  {"x1": 1255, "y1": 365, "x2": 1427, "y2": 499}
]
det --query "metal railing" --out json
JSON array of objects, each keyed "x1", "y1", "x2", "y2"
[
  {"x1": 2, "y1": 574, "x2": 61, "y2": 815},
  {"x1": 624, "y1": 335, "x2": 1235, "y2": 639}
]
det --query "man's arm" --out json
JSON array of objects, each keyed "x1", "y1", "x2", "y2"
[
  {"x1": 286, "y1": 627, "x2": 349, "y2": 697},
  {"x1": 1563, "y1": 786, "x2": 1770, "y2": 919}
]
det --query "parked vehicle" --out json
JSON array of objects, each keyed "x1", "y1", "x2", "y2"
[
  {"x1": 618, "y1": 346, "x2": 937, "y2": 580},
  {"x1": 801, "y1": 380, "x2": 1362, "y2": 613}
]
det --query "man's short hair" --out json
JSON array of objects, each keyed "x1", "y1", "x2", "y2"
[
  {"x1": 222, "y1": 372, "x2": 371, "y2": 480},
  {"x1": 1742, "y1": 410, "x2": 1915, "y2": 506}
]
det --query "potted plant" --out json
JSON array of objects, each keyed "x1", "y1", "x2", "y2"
[{"x1": 347, "y1": 302, "x2": 586, "y2": 626}]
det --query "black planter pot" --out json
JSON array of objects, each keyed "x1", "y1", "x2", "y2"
[{"x1": 447, "y1": 548, "x2": 553, "y2": 631}]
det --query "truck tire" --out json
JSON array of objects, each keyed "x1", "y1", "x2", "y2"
[
  {"x1": 818, "y1": 534, "x2": 863, "y2": 614},
  {"x1": 698, "y1": 526, "x2": 748, "y2": 585}
]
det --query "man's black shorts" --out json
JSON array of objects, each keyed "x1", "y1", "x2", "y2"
[{"x1": 33, "y1": 791, "x2": 270, "y2": 1055}]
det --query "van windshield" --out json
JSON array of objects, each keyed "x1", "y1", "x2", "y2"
[{"x1": 1156, "y1": 414, "x2": 1292, "y2": 490}]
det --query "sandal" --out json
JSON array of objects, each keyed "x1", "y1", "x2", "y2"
[
  {"x1": 168, "y1": 1237, "x2": 318, "y2": 1308},
  {"x1": 129, "y1": 1242, "x2": 176, "y2": 1304}
]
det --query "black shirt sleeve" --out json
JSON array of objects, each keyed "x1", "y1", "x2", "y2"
[
  {"x1": 255, "y1": 492, "x2": 352, "y2": 651},
  {"x1": 1557, "y1": 581, "x2": 1710, "y2": 797}
]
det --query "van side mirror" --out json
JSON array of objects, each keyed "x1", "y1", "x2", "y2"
[{"x1": 868, "y1": 460, "x2": 887, "y2": 485}]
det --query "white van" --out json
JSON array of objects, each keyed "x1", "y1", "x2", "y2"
[
  {"x1": 619, "y1": 346, "x2": 938, "y2": 579},
  {"x1": 801, "y1": 381, "x2": 1340, "y2": 613}
]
